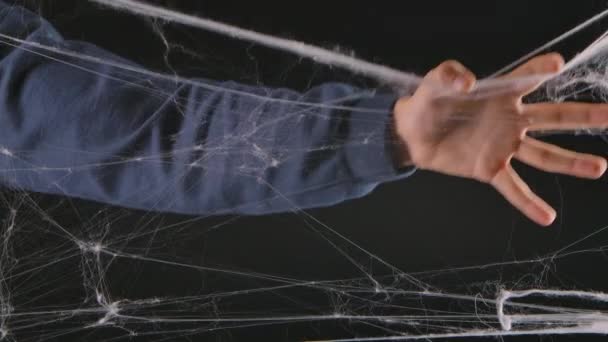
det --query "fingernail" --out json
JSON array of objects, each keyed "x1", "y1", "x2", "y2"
[
  {"x1": 537, "y1": 206, "x2": 556, "y2": 227},
  {"x1": 453, "y1": 76, "x2": 468, "y2": 91},
  {"x1": 579, "y1": 159, "x2": 606, "y2": 178}
]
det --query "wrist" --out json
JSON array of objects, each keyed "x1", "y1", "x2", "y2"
[{"x1": 391, "y1": 97, "x2": 414, "y2": 168}]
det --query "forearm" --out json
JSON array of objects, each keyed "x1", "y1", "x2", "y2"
[{"x1": 0, "y1": 2, "x2": 414, "y2": 216}]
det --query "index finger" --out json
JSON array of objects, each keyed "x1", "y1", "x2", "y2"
[
  {"x1": 502, "y1": 53, "x2": 564, "y2": 98},
  {"x1": 505, "y1": 53, "x2": 564, "y2": 79}
]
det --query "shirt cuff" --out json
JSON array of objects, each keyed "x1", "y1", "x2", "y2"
[{"x1": 344, "y1": 92, "x2": 416, "y2": 184}]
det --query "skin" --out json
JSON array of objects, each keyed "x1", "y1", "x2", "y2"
[{"x1": 393, "y1": 53, "x2": 608, "y2": 226}]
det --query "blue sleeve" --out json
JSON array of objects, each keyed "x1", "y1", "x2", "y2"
[{"x1": 0, "y1": 2, "x2": 415, "y2": 216}]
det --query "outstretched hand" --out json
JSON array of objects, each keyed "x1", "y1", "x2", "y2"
[{"x1": 394, "y1": 53, "x2": 608, "y2": 226}]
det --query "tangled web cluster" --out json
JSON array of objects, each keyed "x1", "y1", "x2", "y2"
[{"x1": 1, "y1": 1, "x2": 608, "y2": 341}]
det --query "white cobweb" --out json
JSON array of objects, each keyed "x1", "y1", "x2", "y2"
[{"x1": 1, "y1": 1, "x2": 608, "y2": 341}]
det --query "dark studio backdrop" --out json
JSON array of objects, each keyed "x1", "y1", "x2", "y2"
[{"x1": 6, "y1": 0, "x2": 608, "y2": 341}]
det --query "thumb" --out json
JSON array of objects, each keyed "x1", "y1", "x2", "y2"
[{"x1": 426, "y1": 60, "x2": 476, "y2": 93}]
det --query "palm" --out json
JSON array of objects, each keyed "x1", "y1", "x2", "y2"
[{"x1": 395, "y1": 54, "x2": 608, "y2": 226}]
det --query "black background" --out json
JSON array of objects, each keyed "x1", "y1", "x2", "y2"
[{"x1": 8, "y1": 0, "x2": 608, "y2": 341}]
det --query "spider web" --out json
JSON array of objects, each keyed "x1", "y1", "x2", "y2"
[{"x1": 1, "y1": 1, "x2": 608, "y2": 341}]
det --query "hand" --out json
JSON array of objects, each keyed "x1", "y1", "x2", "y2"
[{"x1": 394, "y1": 53, "x2": 608, "y2": 226}]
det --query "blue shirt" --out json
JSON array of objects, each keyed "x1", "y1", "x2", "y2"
[{"x1": 0, "y1": 2, "x2": 414, "y2": 216}]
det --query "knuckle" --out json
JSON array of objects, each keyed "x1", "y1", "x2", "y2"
[
  {"x1": 537, "y1": 148, "x2": 552, "y2": 163},
  {"x1": 477, "y1": 159, "x2": 508, "y2": 183},
  {"x1": 512, "y1": 138, "x2": 524, "y2": 152},
  {"x1": 518, "y1": 114, "x2": 533, "y2": 130},
  {"x1": 521, "y1": 195, "x2": 536, "y2": 212},
  {"x1": 582, "y1": 107, "x2": 593, "y2": 124},
  {"x1": 553, "y1": 108, "x2": 566, "y2": 123},
  {"x1": 569, "y1": 157, "x2": 580, "y2": 173}
]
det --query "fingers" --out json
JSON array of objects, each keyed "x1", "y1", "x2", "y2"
[
  {"x1": 524, "y1": 102, "x2": 608, "y2": 131},
  {"x1": 506, "y1": 53, "x2": 564, "y2": 78},
  {"x1": 491, "y1": 165, "x2": 557, "y2": 226},
  {"x1": 424, "y1": 60, "x2": 476, "y2": 93},
  {"x1": 515, "y1": 137, "x2": 607, "y2": 179},
  {"x1": 503, "y1": 53, "x2": 565, "y2": 97}
]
